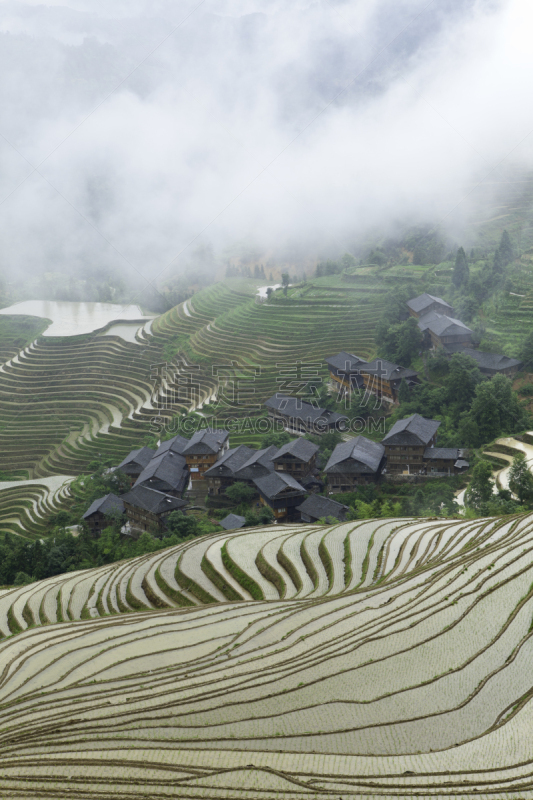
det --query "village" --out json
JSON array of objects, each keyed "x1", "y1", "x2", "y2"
[{"x1": 83, "y1": 289, "x2": 522, "y2": 536}]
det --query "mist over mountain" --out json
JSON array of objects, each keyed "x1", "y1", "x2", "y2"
[{"x1": 0, "y1": 0, "x2": 532, "y2": 289}]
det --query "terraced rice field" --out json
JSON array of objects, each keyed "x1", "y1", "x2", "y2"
[
  {"x1": 0, "y1": 280, "x2": 385, "y2": 534},
  {"x1": 3, "y1": 513, "x2": 533, "y2": 797}
]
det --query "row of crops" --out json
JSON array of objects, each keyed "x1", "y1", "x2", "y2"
[
  {"x1": 2, "y1": 512, "x2": 533, "y2": 797},
  {"x1": 0, "y1": 279, "x2": 386, "y2": 535}
]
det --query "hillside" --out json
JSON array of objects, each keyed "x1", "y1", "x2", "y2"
[{"x1": 1, "y1": 514, "x2": 533, "y2": 797}]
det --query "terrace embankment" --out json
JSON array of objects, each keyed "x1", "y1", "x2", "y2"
[{"x1": 2, "y1": 514, "x2": 533, "y2": 798}]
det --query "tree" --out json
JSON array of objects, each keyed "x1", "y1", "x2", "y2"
[
  {"x1": 493, "y1": 248, "x2": 504, "y2": 274},
  {"x1": 498, "y1": 230, "x2": 514, "y2": 266},
  {"x1": 398, "y1": 378, "x2": 410, "y2": 405},
  {"x1": 166, "y1": 511, "x2": 199, "y2": 539},
  {"x1": 452, "y1": 246, "x2": 469, "y2": 288},
  {"x1": 508, "y1": 452, "x2": 533, "y2": 504},
  {"x1": 469, "y1": 374, "x2": 528, "y2": 442},
  {"x1": 340, "y1": 253, "x2": 356, "y2": 270},
  {"x1": 519, "y1": 331, "x2": 533, "y2": 371},
  {"x1": 281, "y1": 273, "x2": 290, "y2": 288},
  {"x1": 466, "y1": 460, "x2": 494, "y2": 510},
  {"x1": 225, "y1": 482, "x2": 256, "y2": 505},
  {"x1": 444, "y1": 353, "x2": 483, "y2": 413}
]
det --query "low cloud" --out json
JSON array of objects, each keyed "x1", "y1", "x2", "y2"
[{"x1": 0, "y1": 0, "x2": 532, "y2": 283}]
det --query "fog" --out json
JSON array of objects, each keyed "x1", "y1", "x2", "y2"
[{"x1": 0, "y1": 0, "x2": 532, "y2": 285}]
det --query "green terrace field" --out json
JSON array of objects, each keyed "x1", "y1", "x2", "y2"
[
  {"x1": 0, "y1": 277, "x2": 387, "y2": 536},
  {"x1": 2, "y1": 514, "x2": 533, "y2": 797}
]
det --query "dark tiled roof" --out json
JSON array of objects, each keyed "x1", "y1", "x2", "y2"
[
  {"x1": 423, "y1": 447, "x2": 460, "y2": 460},
  {"x1": 122, "y1": 486, "x2": 188, "y2": 514},
  {"x1": 253, "y1": 471, "x2": 306, "y2": 500},
  {"x1": 358, "y1": 359, "x2": 418, "y2": 381},
  {"x1": 83, "y1": 493, "x2": 124, "y2": 519},
  {"x1": 296, "y1": 495, "x2": 348, "y2": 521},
  {"x1": 133, "y1": 452, "x2": 188, "y2": 492},
  {"x1": 233, "y1": 446, "x2": 278, "y2": 481},
  {"x1": 407, "y1": 293, "x2": 453, "y2": 314},
  {"x1": 455, "y1": 459, "x2": 470, "y2": 468},
  {"x1": 183, "y1": 428, "x2": 229, "y2": 455},
  {"x1": 153, "y1": 435, "x2": 190, "y2": 458},
  {"x1": 420, "y1": 313, "x2": 472, "y2": 337},
  {"x1": 326, "y1": 351, "x2": 367, "y2": 373},
  {"x1": 273, "y1": 438, "x2": 319, "y2": 463},
  {"x1": 382, "y1": 414, "x2": 441, "y2": 446},
  {"x1": 117, "y1": 447, "x2": 155, "y2": 472},
  {"x1": 265, "y1": 395, "x2": 348, "y2": 427},
  {"x1": 325, "y1": 436, "x2": 385, "y2": 474},
  {"x1": 220, "y1": 513, "x2": 247, "y2": 530},
  {"x1": 443, "y1": 346, "x2": 523, "y2": 372},
  {"x1": 204, "y1": 445, "x2": 256, "y2": 478}
]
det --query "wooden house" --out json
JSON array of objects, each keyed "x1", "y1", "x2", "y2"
[
  {"x1": 253, "y1": 472, "x2": 306, "y2": 522},
  {"x1": 204, "y1": 445, "x2": 256, "y2": 496},
  {"x1": 325, "y1": 351, "x2": 366, "y2": 391},
  {"x1": 297, "y1": 495, "x2": 348, "y2": 523},
  {"x1": 407, "y1": 293, "x2": 454, "y2": 320},
  {"x1": 116, "y1": 447, "x2": 156, "y2": 484},
  {"x1": 121, "y1": 486, "x2": 188, "y2": 535},
  {"x1": 133, "y1": 451, "x2": 188, "y2": 497},
  {"x1": 358, "y1": 359, "x2": 419, "y2": 405},
  {"x1": 182, "y1": 429, "x2": 230, "y2": 482},
  {"x1": 324, "y1": 436, "x2": 385, "y2": 491},
  {"x1": 82, "y1": 493, "x2": 125, "y2": 536},
  {"x1": 272, "y1": 438, "x2": 319, "y2": 479},
  {"x1": 418, "y1": 312, "x2": 473, "y2": 349},
  {"x1": 382, "y1": 414, "x2": 440, "y2": 475},
  {"x1": 443, "y1": 347, "x2": 522, "y2": 377},
  {"x1": 423, "y1": 447, "x2": 470, "y2": 475}
]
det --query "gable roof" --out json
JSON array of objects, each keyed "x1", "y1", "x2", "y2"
[
  {"x1": 272, "y1": 438, "x2": 319, "y2": 462},
  {"x1": 83, "y1": 493, "x2": 125, "y2": 519},
  {"x1": 358, "y1": 359, "x2": 418, "y2": 382},
  {"x1": 204, "y1": 445, "x2": 256, "y2": 478},
  {"x1": 133, "y1": 452, "x2": 188, "y2": 492},
  {"x1": 443, "y1": 346, "x2": 523, "y2": 372},
  {"x1": 325, "y1": 351, "x2": 367, "y2": 373},
  {"x1": 382, "y1": 414, "x2": 441, "y2": 446},
  {"x1": 325, "y1": 436, "x2": 385, "y2": 474},
  {"x1": 407, "y1": 293, "x2": 453, "y2": 314},
  {"x1": 233, "y1": 445, "x2": 278, "y2": 481},
  {"x1": 122, "y1": 486, "x2": 188, "y2": 514},
  {"x1": 220, "y1": 513, "x2": 247, "y2": 530},
  {"x1": 423, "y1": 447, "x2": 460, "y2": 460},
  {"x1": 117, "y1": 447, "x2": 156, "y2": 472},
  {"x1": 253, "y1": 471, "x2": 306, "y2": 500},
  {"x1": 265, "y1": 395, "x2": 348, "y2": 427},
  {"x1": 182, "y1": 429, "x2": 229, "y2": 455},
  {"x1": 296, "y1": 495, "x2": 348, "y2": 521},
  {"x1": 153, "y1": 435, "x2": 190, "y2": 459},
  {"x1": 419, "y1": 313, "x2": 473, "y2": 337}
]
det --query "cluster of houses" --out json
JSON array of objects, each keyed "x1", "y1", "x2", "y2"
[{"x1": 323, "y1": 292, "x2": 522, "y2": 407}]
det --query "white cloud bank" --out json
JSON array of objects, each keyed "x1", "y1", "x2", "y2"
[{"x1": 0, "y1": 0, "x2": 532, "y2": 280}]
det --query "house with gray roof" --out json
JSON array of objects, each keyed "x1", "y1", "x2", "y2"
[
  {"x1": 233, "y1": 445, "x2": 279, "y2": 483},
  {"x1": 204, "y1": 445, "x2": 256, "y2": 496},
  {"x1": 253, "y1": 472, "x2": 306, "y2": 522},
  {"x1": 220, "y1": 513, "x2": 247, "y2": 530},
  {"x1": 153, "y1": 434, "x2": 190, "y2": 459},
  {"x1": 82, "y1": 493, "x2": 125, "y2": 536},
  {"x1": 182, "y1": 428, "x2": 230, "y2": 482},
  {"x1": 133, "y1": 452, "x2": 188, "y2": 497},
  {"x1": 407, "y1": 293, "x2": 454, "y2": 319},
  {"x1": 297, "y1": 495, "x2": 348, "y2": 523},
  {"x1": 325, "y1": 436, "x2": 385, "y2": 491},
  {"x1": 423, "y1": 447, "x2": 470, "y2": 475},
  {"x1": 272, "y1": 438, "x2": 319, "y2": 479},
  {"x1": 117, "y1": 447, "x2": 156, "y2": 482},
  {"x1": 443, "y1": 346, "x2": 523, "y2": 377},
  {"x1": 326, "y1": 351, "x2": 366, "y2": 391},
  {"x1": 418, "y1": 312, "x2": 473, "y2": 349},
  {"x1": 382, "y1": 414, "x2": 440, "y2": 475},
  {"x1": 264, "y1": 395, "x2": 348, "y2": 435},
  {"x1": 122, "y1": 486, "x2": 188, "y2": 535},
  {"x1": 358, "y1": 359, "x2": 419, "y2": 405}
]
